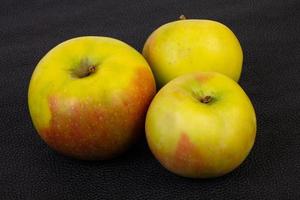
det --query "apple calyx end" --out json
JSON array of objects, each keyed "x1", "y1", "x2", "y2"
[{"x1": 200, "y1": 96, "x2": 212, "y2": 104}]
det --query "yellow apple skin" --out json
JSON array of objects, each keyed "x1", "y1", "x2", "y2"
[
  {"x1": 145, "y1": 72, "x2": 256, "y2": 178},
  {"x1": 143, "y1": 19, "x2": 243, "y2": 88},
  {"x1": 28, "y1": 36, "x2": 156, "y2": 160}
]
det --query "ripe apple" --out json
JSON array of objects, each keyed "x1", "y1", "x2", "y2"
[
  {"x1": 28, "y1": 36, "x2": 156, "y2": 160},
  {"x1": 145, "y1": 72, "x2": 256, "y2": 178},
  {"x1": 143, "y1": 17, "x2": 243, "y2": 88}
]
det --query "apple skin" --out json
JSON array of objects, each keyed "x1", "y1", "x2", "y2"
[
  {"x1": 145, "y1": 72, "x2": 256, "y2": 178},
  {"x1": 143, "y1": 19, "x2": 243, "y2": 88},
  {"x1": 28, "y1": 36, "x2": 156, "y2": 160}
]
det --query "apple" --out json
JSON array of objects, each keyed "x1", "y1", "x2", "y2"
[
  {"x1": 145, "y1": 72, "x2": 256, "y2": 178},
  {"x1": 143, "y1": 17, "x2": 243, "y2": 88},
  {"x1": 28, "y1": 36, "x2": 156, "y2": 160}
]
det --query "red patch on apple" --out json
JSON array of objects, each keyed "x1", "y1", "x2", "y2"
[
  {"x1": 172, "y1": 132, "x2": 203, "y2": 173},
  {"x1": 195, "y1": 73, "x2": 212, "y2": 83},
  {"x1": 39, "y1": 67, "x2": 155, "y2": 160},
  {"x1": 134, "y1": 67, "x2": 156, "y2": 96},
  {"x1": 40, "y1": 95, "x2": 113, "y2": 159}
]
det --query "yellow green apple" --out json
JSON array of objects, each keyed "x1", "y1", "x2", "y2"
[
  {"x1": 28, "y1": 36, "x2": 156, "y2": 160},
  {"x1": 143, "y1": 17, "x2": 243, "y2": 88},
  {"x1": 145, "y1": 72, "x2": 256, "y2": 178}
]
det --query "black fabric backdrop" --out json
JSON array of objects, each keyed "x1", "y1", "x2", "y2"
[{"x1": 1, "y1": 0, "x2": 300, "y2": 199}]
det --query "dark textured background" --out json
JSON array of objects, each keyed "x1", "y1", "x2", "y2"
[{"x1": 1, "y1": 0, "x2": 300, "y2": 199}]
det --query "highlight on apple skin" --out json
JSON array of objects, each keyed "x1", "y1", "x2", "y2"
[
  {"x1": 145, "y1": 72, "x2": 256, "y2": 178},
  {"x1": 143, "y1": 17, "x2": 243, "y2": 88},
  {"x1": 28, "y1": 36, "x2": 156, "y2": 160}
]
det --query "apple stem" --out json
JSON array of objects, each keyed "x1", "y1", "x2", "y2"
[
  {"x1": 200, "y1": 96, "x2": 212, "y2": 104},
  {"x1": 179, "y1": 14, "x2": 186, "y2": 20},
  {"x1": 88, "y1": 65, "x2": 96, "y2": 73}
]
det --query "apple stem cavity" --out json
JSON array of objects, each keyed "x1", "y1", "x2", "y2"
[
  {"x1": 72, "y1": 64, "x2": 97, "y2": 78},
  {"x1": 200, "y1": 96, "x2": 212, "y2": 104},
  {"x1": 179, "y1": 14, "x2": 187, "y2": 20}
]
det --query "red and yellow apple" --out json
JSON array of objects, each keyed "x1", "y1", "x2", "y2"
[
  {"x1": 28, "y1": 36, "x2": 156, "y2": 160},
  {"x1": 145, "y1": 72, "x2": 256, "y2": 178},
  {"x1": 143, "y1": 18, "x2": 243, "y2": 88}
]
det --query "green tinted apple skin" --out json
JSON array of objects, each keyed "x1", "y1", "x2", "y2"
[
  {"x1": 143, "y1": 19, "x2": 243, "y2": 88},
  {"x1": 146, "y1": 72, "x2": 256, "y2": 178}
]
